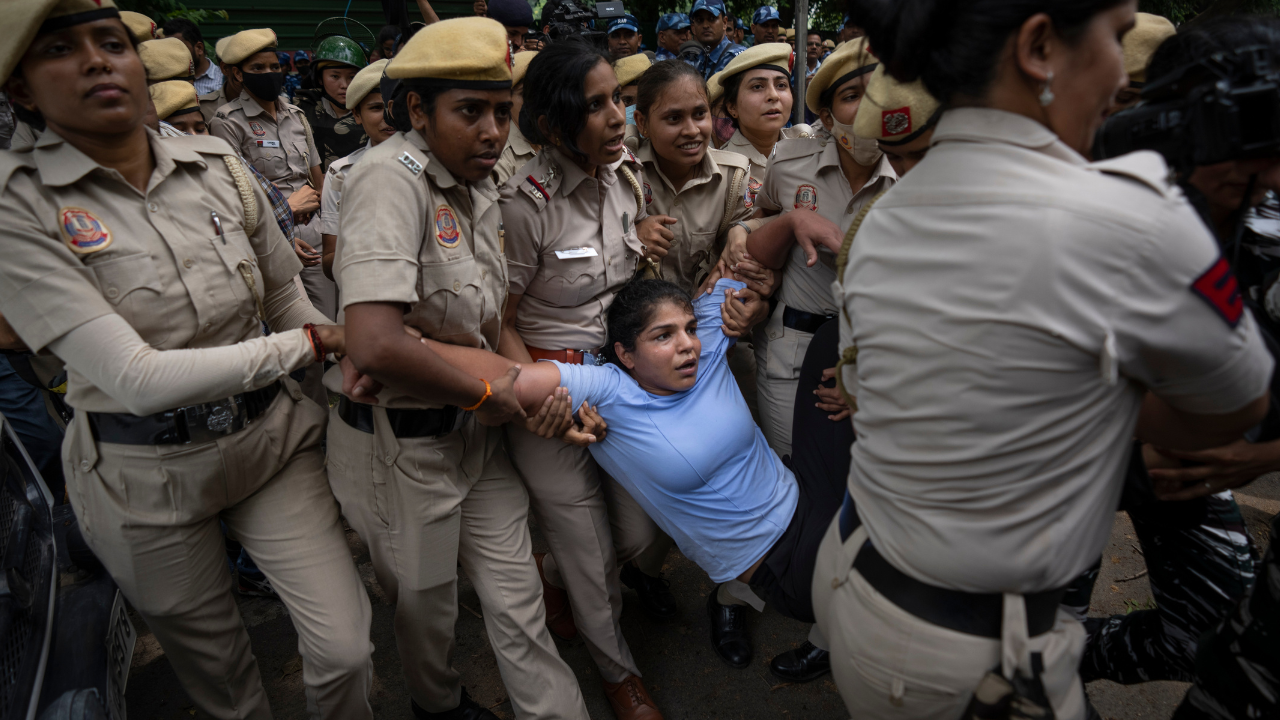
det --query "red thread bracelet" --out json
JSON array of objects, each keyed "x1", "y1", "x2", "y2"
[
  {"x1": 303, "y1": 324, "x2": 326, "y2": 363},
  {"x1": 461, "y1": 379, "x2": 491, "y2": 412}
]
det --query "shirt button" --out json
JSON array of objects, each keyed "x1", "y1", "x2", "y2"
[
  {"x1": 384, "y1": 454, "x2": 394, "y2": 465},
  {"x1": 147, "y1": 202, "x2": 159, "y2": 213},
  {"x1": 80, "y1": 460, "x2": 90, "y2": 471},
  {"x1": 832, "y1": 577, "x2": 842, "y2": 589},
  {"x1": 203, "y1": 322, "x2": 213, "y2": 332},
  {"x1": 105, "y1": 287, "x2": 119, "y2": 299},
  {"x1": 183, "y1": 258, "x2": 193, "y2": 268},
  {"x1": 480, "y1": 269, "x2": 486, "y2": 279},
  {"x1": 453, "y1": 281, "x2": 461, "y2": 292}
]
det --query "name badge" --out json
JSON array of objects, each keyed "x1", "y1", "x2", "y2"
[
  {"x1": 256, "y1": 140, "x2": 281, "y2": 148},
  {"x1": 554, "y1": 247, "x2": 599, "y2": 260}
]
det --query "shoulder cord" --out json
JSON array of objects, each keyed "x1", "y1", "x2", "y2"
[
  {"x1": 298, "y1": 112, "x2": 317, "y2": 170},
  {"x1": 717, "y1": 166, "x2": 746, "y2": 239},
  {"x1": 221, "y1": 155, "x2": 267, "y2": 324},
  {"x1": 620, "y1": 164, "x2": 661, "y2": 279},
  {"x1": 832, "y1": 189, "x2": 888, "y2": 410}
]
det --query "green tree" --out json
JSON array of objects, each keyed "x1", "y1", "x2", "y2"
[
  {"x1": 116, "y1": 0, "x2": 228, "y2": 26},
  {"x1": 1139, "y1": 0, "x2": 1278, "y2": 22}
]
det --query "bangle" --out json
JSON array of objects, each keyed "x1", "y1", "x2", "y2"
[
  {"x1": 731, "y1": 221, "x2": 753, "y2": 235},
  {"x1": 302, "y1": 323, "x2": 325, "y2": 363},
  {"x1": 461, "y1": 379, "x2": 492, "y2": 412}
]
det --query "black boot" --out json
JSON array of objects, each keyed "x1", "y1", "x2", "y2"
[
  {"x1": 411, "y1": 688, "x2": 500, "y2": 720},
  {"x1": 621, "y1": 561, "x2": 678, "y2": 619},
  {"x1": 707, "y1": 585, "x2": 752, "y2": 668},
  {"x1": 769, "y1": 641, "x2": 830, "y2": 683}
]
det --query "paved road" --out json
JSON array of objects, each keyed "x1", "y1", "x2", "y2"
[{"x1": 125, "y1": 476, "x2": 1279, "y2": 719}]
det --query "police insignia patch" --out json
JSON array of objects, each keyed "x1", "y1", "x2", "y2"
[
  {"x1": 882, "y1": 107, "x2": 912, "y2": 136},
  {"x1": 398, "y1": 151, "x2": 424, "y2": 175},
  {"x1": 744, "y1": 176, "x2": 761, "y2": 209},
  {"x1": 249, "y1": 121, "x2": 266, "y2": 137},
  {"x1": 1192, "y1": 257, "x2": 1244, "y2": 327},
  {"x1": 526, "y1": 175, "x2": 548, "y2": 201},
  {"x1": 794, "y1": 184, "x2": 818, "y2": 211},
  {"x1": 435, "y1": 205, "x2": 461, "y2": 248},
  {"x1": 58, "y1": 207, "x2": 112, "y2": 254}
]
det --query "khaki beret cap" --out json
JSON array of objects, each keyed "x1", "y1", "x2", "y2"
[
  {"x1": 512, "y1": 50, "x2": 536, "y2": 87},
  {"x1": 707, "y1": 42, "x2": 793, "y2": 104},
  {"x1": 386, "y1": 17, "x2": 512, "y2": 87},
  {"x1": 220, "y1": 28, "x2": 277, "y2": 66},
  {"x1": 1, "y1": 0, "x2": 119, "y2": 84},
  {"x1": 150, "y1": 79, "x2": 199, "y2": 120},
  {"x1": 613, "y1": 53, "x2": 651, "y2": 88},
  {"x1": 120, "y1": 10, "x2": 156, "y2": 40},
  {"x1": 806, "y1": 36, "x2": 875, "y2": 113},
  {"x1": 852, "y1": 64, "x2": 941, "y2": 144},
  {"x1": 214, "y1": 35, "x2": 233, "y2": 63},
  {"x1": 346, "y1": 58, "x2": 389, "y2": 110},
  {"x1": 139, "y1": 37, "x2": 193, "y2": 82},
  {"x1": 1125, "y1": 12, "x2": 1176, "y2": 85}
]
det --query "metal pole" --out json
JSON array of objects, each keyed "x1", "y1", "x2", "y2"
[{"x1": 793, "y1": 0, "x2": 808, "y2": 126}]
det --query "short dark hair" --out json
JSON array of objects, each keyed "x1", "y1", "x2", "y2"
[
  {"x1": 162, "y1": 17, "x2": 202, "y2": 45},
  {"x1": 1147, "y1": 15, "x2": 1280, "y2": 85},
  {"x1": 721, "y1": 66, "x2": 791, "y2": 129},
  {"x1": 603, "y1": 279, "x2": 695, "y2": 366},
  {"x1": 852, "y1": 0, "x2": 1129, "y2": 104},
  {"x1": 378, "y1": 24, "x2": 400, "y2": 46},
  {"x1": 519, "y1": 35, "x2": 611, "y2": 161},
  {"x1": 635, "y1": 59, "x2": 704, "y2": 116}
]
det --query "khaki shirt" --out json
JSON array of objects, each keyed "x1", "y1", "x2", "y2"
[
  {"x1": 841, "y1": 108, "x2": 1274, "y2": 593},
  {"x1": 500, "y1": 145, "x2": 647, "y2": 351},
  {"x1": 723, "y1": 126, "x2": 809, "y2": 211},
  {"x1": 198, "y1": 86, "x2": 227, "y2": 125},
  {"x1": 209, "y1": 90, "x2": 317, "y2": 195},
  {"x1": 10, "y1": 120, "x2": 39, "y2": 152},
  {"x1": 633, "y1": 139, "x2": 753, "y2": 293},
  {"x1": 492, "y1": 124, "x2": 539, "y2": 187},
  {"x1": 329, "y1": 130, "x2": 508, "y2": 409},
  {"x1": 318, "y1": 142, "x2": 370, "y2": 236},
  {"x1": 0, "y1": 129, "x2": 303, "y2": 412},
  {"x1": 758, "y1": 135, "x2": 896, "y2": 314}
]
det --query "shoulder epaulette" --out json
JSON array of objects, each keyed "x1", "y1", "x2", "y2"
[
  {"x1": 518, "y1": 160, "x2": 562, "y2": 210},
  {"x1": 771, "y1": 135, "x2": 825, "y2": 163},
  {"x1": 1089, "y1": 150, "x2": 1177, "y2": 199},
  {"x1": 175, "y1": 133, "x2": 239, "y2": 157},
  {"x1": 707, "y1": 146, "x2": 750, "y2": 171}
]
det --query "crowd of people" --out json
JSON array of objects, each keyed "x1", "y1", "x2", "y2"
[{"x1": 1, "y1": 0, "x2": 1279, "y2": 719}]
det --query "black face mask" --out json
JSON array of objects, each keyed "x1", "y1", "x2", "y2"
[{"x1": 241, "y1": 70, "x2": 285, "y2": 100}]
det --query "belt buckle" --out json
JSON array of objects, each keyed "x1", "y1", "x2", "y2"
[{"x1": 177, "y1": 395, "x2": 245, "y2": 443}]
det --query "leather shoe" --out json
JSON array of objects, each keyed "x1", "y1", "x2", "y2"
[
  {"x1": 410, "y1": 688, "x2": 499, "y2": 719},
  {"x1": 769, "y1": 641, "x2": 830, "y2": 683},
  {"x1": 706, "y1": 585, "x2": 752, "y2": 668},
  {"x1": 602, "y1": 675, "x2": 663, "y2": 720},
  {"x1": 535, "y1": 553, "x2": 578, "y2": 640},
  {"x1": 620, "y1": 562, "x2": 678, "y2": 619}
]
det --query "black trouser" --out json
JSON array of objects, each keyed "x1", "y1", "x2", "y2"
[{"x1": 750, "y1": 319, "x2": 852, "y2": 623}]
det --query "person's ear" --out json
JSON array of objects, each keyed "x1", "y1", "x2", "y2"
[
  {"x1": 536, "y1": 115, "x2": 559, "y2": 146},
  {"x1": 408, "y1": 90, "x2": 429, "y2": 131},
  {"x1": 634, "y1": 108, "x2": 648, "y2": 138},
  {"x1": 5, "y1": 77, "x2": 35, "y2": 112},
  {"x1": 1014, "y1": 12, "x2": 1055, "y2": 85},
  {"x1": 616, "y1": 342, "x2": 637, "y2": 370},
  {"x1": 230, "y1": 65, "x2": 244, "y2": 84},
  {"x1": 818, "y1": 107, "x2": 834, "y2": 132}
]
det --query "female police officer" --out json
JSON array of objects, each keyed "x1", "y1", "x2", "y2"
[
  {"x1": 810, "y1": 1, "x2": 1273, "y2": 717},
  {"x1": 0, "y1": 1, "x2": 374, "y2": 716}
]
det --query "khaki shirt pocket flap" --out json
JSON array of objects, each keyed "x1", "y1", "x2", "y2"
[
  {"x1": 540, "y1": 254, "x2": 601, "y2": 307},
  {"x1": 420, "y1": 256, "x2": 485, "y2": 336},
  {"x1": 92, "y1": 253, "x2": 162, "y2": 305}
]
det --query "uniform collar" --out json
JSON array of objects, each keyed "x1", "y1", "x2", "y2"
[
  {"x1": 405, "y1": 129, "x2": 500, "y2": 201},
  {"x1": 508, "y1": 124, "x2": 536, "y2": 156},
  {"x1": 726, "y1": 129, "x2": 768, "y2": 166},
  {"x1": 932, "y1": 108, "x2": 1085, "y2": 165},
  {"x1": 547, "y1": 145, "x2": 615, "y2": 196},
  {"x1": 32, "y1": 127, "x2": 208, "y2": 188},
  {"x1": 237, "y1": 89, "x2": 284, "y2": 119},
  {"x1": 634, "y1": 137, "x2": 720, "y2": 193}
]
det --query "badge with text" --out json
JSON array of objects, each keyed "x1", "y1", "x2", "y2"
[
  {"x1": 643, "y1": 182, "x2": 653, "y2": 207},
  {"x1": 882, "y1": 107, "x2": 912, "y2": 137},
  {"x1": 249, "y1": 120, "x2": 266, "y2": 137},
  {"x1": 435, "y1": 205, "x2": 461, "y2": 248},
  {"x1": 794, "y1": 184, "x2": 818, "y2": 211},
  {"x1": 59, "y1": 207, "x2": 112, "y2": 254},
  {"x1": 554, "y1": 247, "x2": 600, "y2": 260},
  {"x1": 744, "y1": 176, "x2": 762, "y2": 209},
  {"x1": 256, "y1": 139, "x2": 280, "y2": 148},
  {"x1": 1191, "y1": 256, "x2": 1244, "y2": 327}
]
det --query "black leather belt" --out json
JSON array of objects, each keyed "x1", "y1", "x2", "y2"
[
  {"x1": 840, "y1": 491, "x2": 1064, "y2": 639},
  {"x1": 337, "y1": 396, "x2": 466, "y2": 438},
  {"x1": 88, "y1": 382, "x2": 280, "y2": 445},
  {"x1": 782, "y1": 306, "x2": 836, "y2": 335}
]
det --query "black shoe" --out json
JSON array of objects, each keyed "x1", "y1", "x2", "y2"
[
  {"x1": 706, "y1": 585, "x2": 752, "y2": 668},
  {"x1": 410, "y1": 689, "x2": 499, "y2": 720},
  {"x1": 621, "y1": 562, "x2": 678, "y2": 619},
  {"x1": 769, "y1": 641, "x2": 830, "y2": 683}
]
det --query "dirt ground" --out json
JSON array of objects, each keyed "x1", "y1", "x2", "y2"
[{"x1": 124, "y1": 475, "x2": 1280, "y2": 720}]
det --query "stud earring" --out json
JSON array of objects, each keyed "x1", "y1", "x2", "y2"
[{"x1": 1039, "y1": 71, "x2": 1055, "y2": 107}]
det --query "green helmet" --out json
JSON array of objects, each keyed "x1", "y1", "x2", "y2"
[{"x1": 313, "y1": 35, "x2": 367, "y2": 70}]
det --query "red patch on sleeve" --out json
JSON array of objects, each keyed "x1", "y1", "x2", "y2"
[{"x1": 1191, "y1": 257, "x2": 1244, "y2": 327}]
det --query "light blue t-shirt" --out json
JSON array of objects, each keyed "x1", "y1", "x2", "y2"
[{"x1": 554, "y1": 279, "x2": 798, "y2": 582}]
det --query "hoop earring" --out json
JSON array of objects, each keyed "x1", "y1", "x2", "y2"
[{"x1": 1038, "y1": 71, "x2": 1055, "y2": 107}]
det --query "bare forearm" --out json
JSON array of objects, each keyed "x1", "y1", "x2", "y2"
[
  {"x1": 415, "y1": 0, "x2": 441, "y2": 23},
  {"x1": 1136, "y1": 392, "x2": 1270, "y2": 451},
  {"x1": 745, "y1": 213, "x2": 797, "y2": 269},
  {"x1": 321, "y1": 234, "x2": 336, "y2": 280},
  {"x1": 499, "y1": 294, "x2": 534, "y2": 363},
  {"x1": 421, "y1": 337, "x2": 561, "y2": 412}
]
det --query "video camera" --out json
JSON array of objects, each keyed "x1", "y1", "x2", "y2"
[
  {"x1": 544, "y1": 0, "x2": 626, "y2": 46},
  {"x1": 1095, "y1": 45, "x2": 1280, "y2": 174}
]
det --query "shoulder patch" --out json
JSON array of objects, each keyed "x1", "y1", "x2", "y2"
[
  {"x1": 1089, "y1": 150, "x2": 1175, "y2": 198},
  {"x1": 707, "y1": 147, "x2": 750, "y2": 170},
  {"x1": 1191, "y1": 256, "x2": 1244, "y2": 328},
  {"x1": 397, "y1": 151, "x2": 424, "y2": 176},
  {"x1": 522, "y1": 174, "x2": 551, "y2": 205}
]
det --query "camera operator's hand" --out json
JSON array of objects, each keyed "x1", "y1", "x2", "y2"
[{"x1": 1145, "y1": 439, "x2": 1280, "y2": 501}]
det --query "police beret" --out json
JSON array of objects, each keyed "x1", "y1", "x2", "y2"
[
  {"x1": 488, "y1": 0, "x2": 534, "y2": 28},
  {"x1": 1125, "y1": 12, "x2": 1176, "y2": 85},
  {"x1": 150, "y1": 79, "x2": 199, "y2": 120},
  {"x1": 852, "y1": 64, "x2": 940, "y2": 145},
  {"x1": 806, "y1": 36, "x2": 875, "y2": 113},
  {"x1": 707, "y1": 42, "x2": 793, "y2": 104},
  {"x1": 219, "y1": 28, "x2": 277, "y2": 66},
  {"x1": 346, "y1": 58, "x2": 389, "y2": 110},
  {"x1": 120, "y1": 10, "x2": 156, "y2": 41},
  {"x1": 613, "y1": 53, "x2": 650, "y2": 88},
  {"x1": 512, "y1": 50, "x2": 536, "y2": 87},
  {"x1": 2, "y1": 0, "x2": 120, "y2": 85},
  {"x1": 139, "y1": 37, "x2": 193, "y2": 82},
  {"x1": 214, "y1": 35, "x2": 233, "y2": 63},
  {"x1": 385, "y1": 17, "x2": 512, "y2": 87}
]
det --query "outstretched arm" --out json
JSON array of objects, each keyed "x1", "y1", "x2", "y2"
[
  {"x1": 745, "y1": 211, "x2": 845, "y2": 269},
  {"x1": 419, "y1": 337, "x2": 565, "y2": 414}
]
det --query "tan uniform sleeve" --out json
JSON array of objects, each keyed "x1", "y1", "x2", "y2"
[
  {"x1": 756, "y1": 165, "x2": 783, "y2": 215},
  {"x1": 209, "y1": 112, "x2": 246, "y2": 156},
  {"x1": 499, "y1": 185, "x2": 542, "y2": 296},
  {"x1": 303, "y1": 115, "x2": 320, "y2": 171},
  {"x1": 334, "y1": 153, "x2": 424, "y2": 308},
  {"x1": 318, "y1": 164, "x2": 343, "y2": 235}
]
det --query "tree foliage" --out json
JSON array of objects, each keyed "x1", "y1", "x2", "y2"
[{"x1": 116, "y1": 0, "x2": 228, "y2": 26}]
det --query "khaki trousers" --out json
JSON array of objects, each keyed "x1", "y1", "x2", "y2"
[
  {"x1": 811, "y1": 518, "x2": 1088, "y2": 720},
  {"x1": 753, "y1": 303, "x2": 817, "y2": 459},
  {"x1": 63, "y1": 387, "x2": 373, "y2": 720},
  {"x1": 506, "y1": 424, "x2": 659, "y2": 684},
  {"x1": 327, "y1": 407, "x2": 588, "y2": 719}
]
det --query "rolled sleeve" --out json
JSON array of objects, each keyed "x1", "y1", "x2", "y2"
[
  {"x1": 756, "y1": 167, "x2": 782, "y2": 214},
  {"x1": 334, "y1": 156, "x2": 425, "y2": 308},
  {"x1": 552, "y1": 360, "x2": 620, "y2": 409}
]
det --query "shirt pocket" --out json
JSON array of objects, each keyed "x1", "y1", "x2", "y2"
[
  {"x1": 539, "y1": 253, "x2": 603, "y2": 307},
  {"x1": 210, "y1": 229, "x2": 265, "y2": 322},
  {"x1": 91, "y1": 253, "x2": 171, "y2": 345},
  {"x1": 420, "y1": 256, "x2": 485, "y2": 336},
  {"x1": 249, "y1": 146, "x2": 288, "y2": 181}
]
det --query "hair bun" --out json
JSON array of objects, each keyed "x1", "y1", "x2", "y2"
[{"x1": 853, "y1": 0, "x2": 956, "y2": 83}]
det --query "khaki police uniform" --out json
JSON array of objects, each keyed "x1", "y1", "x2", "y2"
[
  {"x1": 0, "y1": 125, "x2": 374, "y2": 718},
  {"x1": 210, "y1": 89, "x2": 336, "y2": 321},
  {"x1": 723, "y1": 125, "x2": 808, "y2": 209},
  {"x1": 499, "y1": 145, "x2": 654, "y2": 684},
  {"x1": 199, "y1": 85, "x2": 228, "y2": 124},
  {"x1": 325, "y1": 17, "x2": 589, "y2": 718},
  {"x1": 493, "y1": 123, "x2": 538, "y2": 186},
  {"x1": 811, "y1": 108, "x2": 1275, "y2": 719},
  {"x1": 753, "y1": 134, "x2": 895, "y2": 457},
  {"x1": 318, "y1": 142, "x2": 368, "y2": 236}
]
